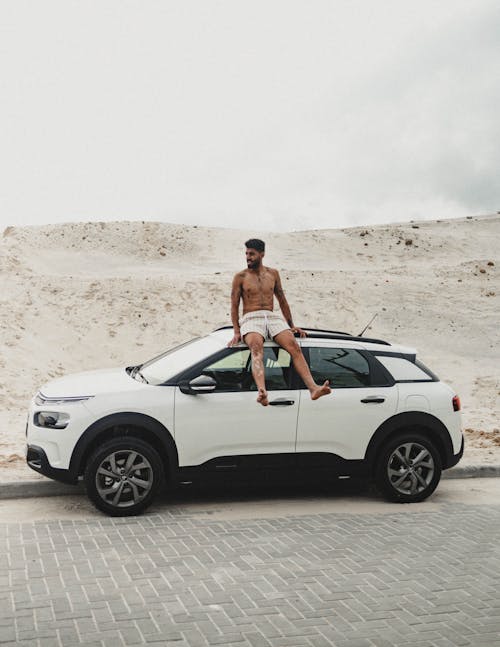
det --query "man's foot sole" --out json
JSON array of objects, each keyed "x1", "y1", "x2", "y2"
[{"x1": 311, "y1": 381, "x2": 332, "y2": 401}]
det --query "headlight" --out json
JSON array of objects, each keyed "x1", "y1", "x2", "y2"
[
  {"x1": 34, "y1": 411, "x2": 70, "y2": 429},
  {"x1": 35, "y1": 392, "x2": 93, "y2": 406}
]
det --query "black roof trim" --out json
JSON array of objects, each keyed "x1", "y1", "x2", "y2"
[
  {"x1": 302, "y1": 333, "x2": 391, "y2": 345},
  {"x1": 213, "y1": 325, "x2": 391, "y2": 346},
  {"x1": 371, "y1": 350, "x2": 416, "y2": 360}
]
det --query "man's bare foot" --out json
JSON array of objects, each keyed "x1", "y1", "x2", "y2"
[
  {"x1": 311, "y1": 380, "x2": 332, "y2": 401},
  {"x1": 257, "y1": 388, "x2": 269, "y2": 406}
]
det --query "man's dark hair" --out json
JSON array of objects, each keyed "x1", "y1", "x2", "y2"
[{"x1": 245, "y1": 238, "x2": 265, "y2": 252}]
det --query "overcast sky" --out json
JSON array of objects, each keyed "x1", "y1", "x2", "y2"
[{"x1": 1, "y1": 0, "x2": 499, "y2": 232}]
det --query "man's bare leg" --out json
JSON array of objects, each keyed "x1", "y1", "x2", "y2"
[
  {"x1": 244, "y1": 332, "x2": 269, "y2": 406},
  {"x1": 273, "y1": 330, "x2": 331, "y2": 400}
]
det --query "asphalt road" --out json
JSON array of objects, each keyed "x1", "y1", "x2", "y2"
[{"x1": 1, "y1": 479, "x2": 500, "y2": 646}]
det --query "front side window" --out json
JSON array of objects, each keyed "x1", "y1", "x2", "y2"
[
  {"x1": 308, "y1": 347, "x2": 370, "y2": 388},
  {"x1": 200, "y1": 347, "x2": 292, "y2": 392}
]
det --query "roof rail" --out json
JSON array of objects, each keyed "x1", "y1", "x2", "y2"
[
  {"x1": 299, "y1": 327, "x2": 351, "y2": 336},
  {"x1": 213, "y1": 325, "x2": 391, "y2": 346}
]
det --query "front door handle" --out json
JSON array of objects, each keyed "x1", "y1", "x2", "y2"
[
  {"x1": 269, "y1": 398, "x2": 295, "y2": 406},
  {"x1": 360, "y1": 396, "x2": 385, "y2": 404}
]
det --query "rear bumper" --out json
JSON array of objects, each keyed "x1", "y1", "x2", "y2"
[
  {"x1": 26, "y1": 445, "x2": 79, "y2": 485},
  {"x1": 445, "y1": 434, "x2": 464, "y2": 470}
]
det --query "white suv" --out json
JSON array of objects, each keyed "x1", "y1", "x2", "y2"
[{"x1": 26, "y1": 327, "x2": 464, "y2": 515}]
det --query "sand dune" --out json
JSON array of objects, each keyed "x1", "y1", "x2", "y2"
[{"x1": 1, "y1": 215, "x2": 499, "y2": 480}]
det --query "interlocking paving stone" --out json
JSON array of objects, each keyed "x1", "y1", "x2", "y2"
[{"x1": 2, "y1": 502, "x2": 500, "y2": 645}]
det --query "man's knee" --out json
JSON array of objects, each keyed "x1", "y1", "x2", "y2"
[
  {"x1": 246, "y1": 333, "x2": 264, "y2": 353},
  {"x1": 277, "y1": 332, "x2": 301, "y2": 354},
  {"x1": 288, "y1": 342, "x2": 303, "y2": 358},
  {"x1": 249, "y1": 343, "x2": 264, "y2": 356}
]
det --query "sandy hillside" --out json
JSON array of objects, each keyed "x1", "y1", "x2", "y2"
[{"x1": 0, "y1": 216, "x2": 499, "y2": 481}]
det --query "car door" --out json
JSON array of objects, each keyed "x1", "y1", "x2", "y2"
[
  {"x1": 174, "y1": 345, "x2": 299, "y2": 468},
  {"x1": 296, "y1": 345, "x2": 398, "y2": 460}
]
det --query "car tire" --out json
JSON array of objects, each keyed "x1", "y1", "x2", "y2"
[
  {"x1": 375, "y1": 432, "x2": 442, "y2": 503},
  {"x1": 84, "y1": 437, "x2": 163, "y2": 516}
]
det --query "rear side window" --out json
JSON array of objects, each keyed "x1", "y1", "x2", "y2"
[
  {"x1": 375, "y1": 356, "x2": 432, "y2": 381},
  {"x1": 308, "y1": 347, "x2": 370, "y2": 388}
]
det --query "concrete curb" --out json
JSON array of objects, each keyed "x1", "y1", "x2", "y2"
[
  {"x1": 442, "y1": 464, "x2": 500, "y2": 480},
  {"x1": 0, "y1": 480, "x2": 85, "y2": 500},
  {"x1": 0, "y1": 464, "x2": 500, "y2": 500}
]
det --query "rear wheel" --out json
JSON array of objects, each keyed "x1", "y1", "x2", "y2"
[
  {"x1": 85, "y1": 437, "x2": 163, "y2": 516},
  {"x1": 375, "y1": 432, "x2": 442, "y2": 503}
]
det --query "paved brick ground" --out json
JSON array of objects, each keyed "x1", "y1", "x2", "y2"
[{"x1": 1, "y1": 501, "x2": 500, "y2": 646}]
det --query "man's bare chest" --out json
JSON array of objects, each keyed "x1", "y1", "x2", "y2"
[{"x1": 242, "y1": 272, "x2": 276, "y2": 297}]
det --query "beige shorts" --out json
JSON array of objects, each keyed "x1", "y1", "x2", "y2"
[{"x1": 240, "y1": 310, "x2": 290, "y2": 340}]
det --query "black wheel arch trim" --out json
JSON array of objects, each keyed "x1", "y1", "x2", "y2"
[
  {"x1": 365, "y1": 411, "x2": 458, "y2": 471},
  {"x1": 69, "y1": 412, "x2": 179, "y2": 482}
]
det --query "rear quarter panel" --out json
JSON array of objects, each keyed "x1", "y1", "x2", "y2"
[{"x1": 397, "y1": 382, "x2": 463, "y2": 453}]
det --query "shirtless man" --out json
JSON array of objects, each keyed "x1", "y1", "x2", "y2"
[{"x1": 228, "y1": 238, "x2": 332, "y2": 406}]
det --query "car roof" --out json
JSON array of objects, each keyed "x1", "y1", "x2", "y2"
[{"x1": 208, "y1": 326, "x2": 416, "y2": 356}]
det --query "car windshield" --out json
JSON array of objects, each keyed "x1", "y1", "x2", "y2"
[{"x1": 140, "y1": 336, "x2": 223, "y2": 385}]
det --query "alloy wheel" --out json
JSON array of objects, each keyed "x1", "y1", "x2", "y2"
[
  {"x1": 95, "y1": 449, "x2": 154, "y2": 508},
  {"x1": 386, "y1": 441, "x2": 435, "y2": 496}
]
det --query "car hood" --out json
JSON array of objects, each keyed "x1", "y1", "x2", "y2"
[{"x1": 38, "y1": 367, "x2": 144, "y2": 398}]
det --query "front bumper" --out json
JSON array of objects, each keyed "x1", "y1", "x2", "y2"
[{"x1": 26, "y1": 445, "x2": 79, "y2": 485}]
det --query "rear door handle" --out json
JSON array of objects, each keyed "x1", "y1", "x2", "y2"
[
  {"x1": 360, "y1": 396, "x2": 385, "y2": 404},
  {"x1": 269, "y1": 398, "x2": 295, "y2": 406}
]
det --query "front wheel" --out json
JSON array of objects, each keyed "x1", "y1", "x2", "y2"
[
  {"x1": 375, "y1": 433, "x2": 442, "y2": 503},
  {"x1": 85, "y1": 437, "x2": 163, "y2": 516}
]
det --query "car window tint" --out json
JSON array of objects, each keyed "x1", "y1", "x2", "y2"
[
  {"x1": 202, "y1": 347, "x2": 291, "y2": 391},
  {"x1": 376, "y1": 356, "x2": 432, "y2": 381},
  {"x1": 207, "y1": 351, "x2": 251, "y2": 371},
  {"x1": 263, "y1": 348, "x2": 292, "y2": 390},
  {"x1": 308, "y1": 347, "x2": 370, "y2": 388}
]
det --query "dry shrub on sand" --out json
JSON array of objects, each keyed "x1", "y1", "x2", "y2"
[{"x1": 465, "y1": 428, "x2": 500, "y2": 448}]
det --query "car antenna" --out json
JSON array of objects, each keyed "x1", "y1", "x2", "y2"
[{"x1": 358, "y1": 313, "x2": 378, "y2": 337}]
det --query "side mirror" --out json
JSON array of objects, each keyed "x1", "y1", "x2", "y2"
[{"x1": 179, "y1": 375, "x2": 217, "y2": 394}]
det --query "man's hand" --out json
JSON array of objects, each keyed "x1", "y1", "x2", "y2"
[
  {"x1": 228, "y1": 333, "x2": 242, "y2": 347},
  {"x1": 291, "y1": 326, "x2": 307, "y2": 338}
]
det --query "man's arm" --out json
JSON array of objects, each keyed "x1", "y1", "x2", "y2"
[
  {"x1": 273, "y1": 270, "x2": 306, "y2": 337},
  {"x1": 228, "y1": 273, "x2": 243, "y2": 347}
]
